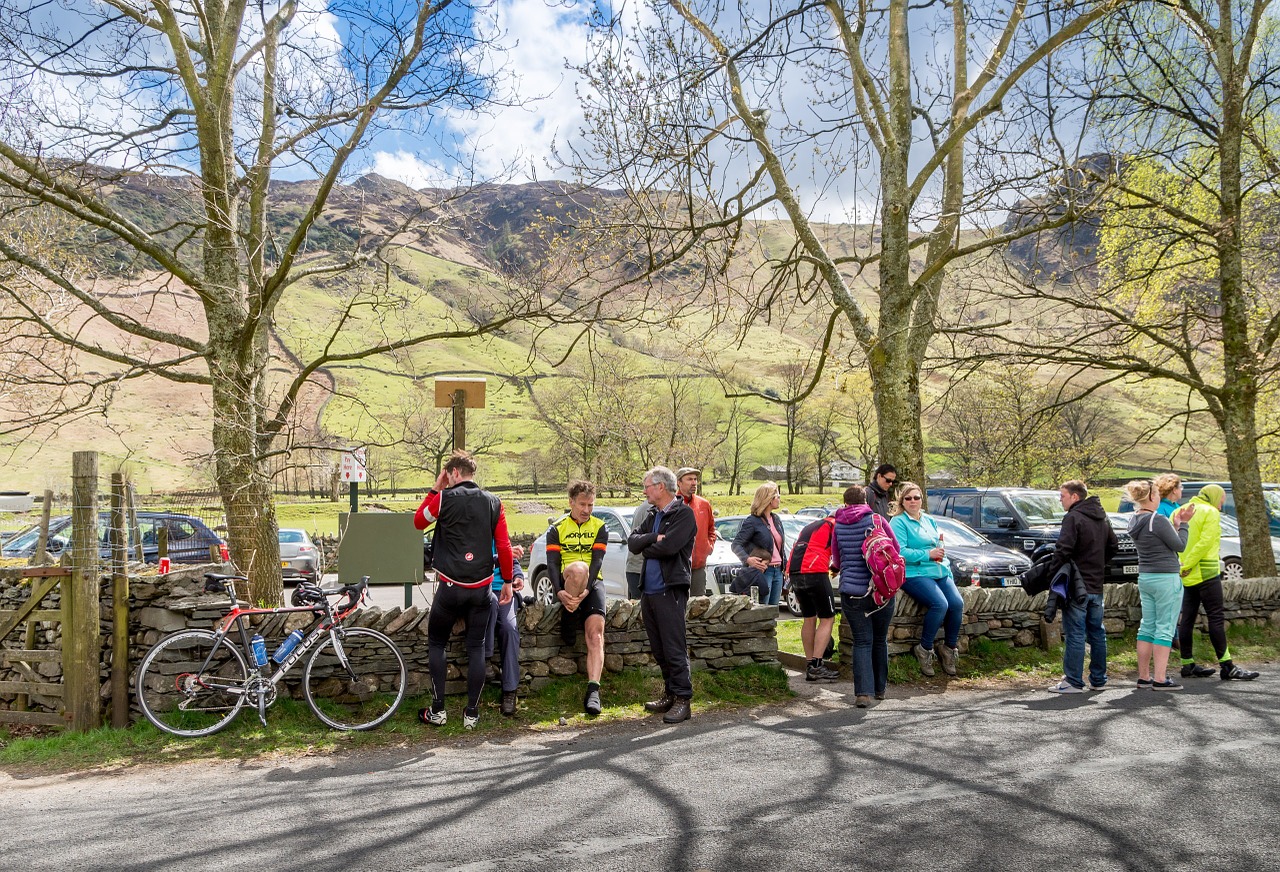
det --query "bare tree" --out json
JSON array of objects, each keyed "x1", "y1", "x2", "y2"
[
  {"x1": 959, "y1": 0, "x2": 1280, "y2": 574},
  {"x1": 0, "y1": 0, "x2": 569, "y2": 601},
  {"x1": 564, "y1": 0, "x2": 1122, "y2": 492},
  {"x1": 717, "y1": 395, "x2": 762, "y2": 496}
]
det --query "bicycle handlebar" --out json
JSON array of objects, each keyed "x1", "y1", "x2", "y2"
[{"x1": 202, "y1": 573, "x2": 368, "y2": 611}]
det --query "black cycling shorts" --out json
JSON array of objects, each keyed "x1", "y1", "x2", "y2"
[
  {"x1": 790, "y1": 573, "x2": 835, "y2": 619},
  {"x1": 561, "y1": 584, "x2": 607, "y2": 644}
]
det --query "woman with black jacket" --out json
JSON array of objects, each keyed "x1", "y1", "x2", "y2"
[{"x1": 731, "y1": 482, "x2": 788, "y2": 605}]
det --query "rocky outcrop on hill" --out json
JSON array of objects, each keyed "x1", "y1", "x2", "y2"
[{"x1": 1001, "y1": 153, "x2": 1123, "y2": 283}]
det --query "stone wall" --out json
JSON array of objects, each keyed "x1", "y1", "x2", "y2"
[
  {"x1": 838, "y1": 578, "x2": 1280, "y2": 673},
  {"x1": 1, "y1": 566, "x2": 780, "y2": 721}
]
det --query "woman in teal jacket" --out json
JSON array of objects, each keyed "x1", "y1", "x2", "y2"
[{"x1": 890, "y1": 481, "x2": 963, "y2": 677}]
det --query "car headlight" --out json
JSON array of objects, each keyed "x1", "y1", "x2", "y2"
[{"x1": 953, "y1": 559, "x2": 971, "y2": 573}]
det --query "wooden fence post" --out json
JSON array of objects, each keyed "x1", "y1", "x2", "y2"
[
  {"x1": 64, "y1": 451, "x2": 101, "y2": 732},
  {"x1": 110, "y1": 474, "x2": 130, "y2": 729},
  {"x1": 32, "y1": 490, "x2": 53, "y2": 567},
  {"x1": 126, "y1": 482, "x2": 143, "y2": 563}
]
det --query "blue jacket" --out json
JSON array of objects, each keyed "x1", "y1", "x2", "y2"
[
  {"x1": 889, "y1": 512, "x2": 952, "y2": 580},
  {"x1": 831, "y1": 504, "x2": 884, "y2": 597}
]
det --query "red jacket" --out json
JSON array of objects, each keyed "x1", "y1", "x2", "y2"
[
  {"x1": 684, "y1": 493, "x2": 717, "y2": 570},
  {"x1": 788, "y1": 517, "x2": 836, "y2": 576}
]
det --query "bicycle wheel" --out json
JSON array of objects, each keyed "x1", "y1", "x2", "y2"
[
  {"x1": 135, "y1": 629, "x2": 249, "y2": 737},
  {"x1": 303, "y1": 627, "x2": 406, "y2": 730}
]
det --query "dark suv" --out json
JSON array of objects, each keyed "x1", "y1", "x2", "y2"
[
  {"x1": 1, "y1": 511, "x2": 224, "y2": 564},
  {"x1": 926, "y1": 487, "x2": 1139, "y2": 583}
]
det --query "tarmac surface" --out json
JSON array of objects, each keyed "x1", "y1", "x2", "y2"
[{"x1": 2, "y1": 670, "x2": 1277, "y2": 871}]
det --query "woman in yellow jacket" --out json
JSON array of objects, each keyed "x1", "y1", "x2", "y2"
[{"x1": 1178, "y1": 484, "x2": 1260, "y2": 681}]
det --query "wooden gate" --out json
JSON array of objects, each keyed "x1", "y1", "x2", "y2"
[{"x1": 0, "y1": 566, "x2": 74, "y2": 728}]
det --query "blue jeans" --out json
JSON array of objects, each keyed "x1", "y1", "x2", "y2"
[
  {"x1": 764, "y1": 565, "x2": 784, "y2": 605},
  {"x1": 901, "y1": 575, "x2": 964, "y2": 650},
  {"x1": 1062, "y1": 592, "x2": 1107, "y2": 688},
  {"x1": 841, "y1": 592, "x2": 894, "y2": 697}
]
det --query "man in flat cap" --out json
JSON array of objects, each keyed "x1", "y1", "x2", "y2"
[{"x1": 676, "y1": 467, "x2": 717, "y2": 597}]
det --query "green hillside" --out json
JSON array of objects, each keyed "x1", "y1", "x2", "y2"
[{"x1": 0, "y1": 178, "x2": 1229, "y2": 495}]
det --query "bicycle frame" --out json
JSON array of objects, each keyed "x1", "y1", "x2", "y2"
[{"x1": 197, "y1": 578, "x2": 367, "y2": 724}]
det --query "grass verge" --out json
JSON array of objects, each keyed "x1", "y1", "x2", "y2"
[
  {"x1": 0, "y1": 663, "x2": 791, "y2": 775},
  {"x1": 777, "y1": 615, "x2": 1280, "y2": 687}
]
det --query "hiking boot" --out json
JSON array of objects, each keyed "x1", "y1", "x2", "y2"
[
  {"x1": 419, "y1": 704, "x2": 446, "y2": 726},
  {"x1": 463, "y1": 707, "x2": 480, "y2": 730},
  {"x1": 1182, "y1": 663, "x2": 1216, "y2": 678},
  {"x1": 662, "y1": 698, "x2": 692, "y2": 723},
  {"x1": 874, "y1": 691, "x2": 886, "y2": 701},
  {"x1": 1222, "y1": 664, "x2": 1260, "y2": 681},
  {"x1": 806, "y1": 662, "x2": 839, "y2": 682},
  {"x1": 584, "y1": 687, "x2": 602, "y2": 716},
  {"x1": 1152, "y1": 678, "x2": 1183, "y2": 691},
  {"x1": 644, "y1": 693, "x2": 674, "y2": 713},
  {"x1": 500, "y1": 691, "x2": 518, "y2": 717},
  {"x1": 938, "y1": 645, "x2": 958, "y2": 677},
  {"x1": 913, "y1": 643, "x2": 936, "y2": 677},
  {"x1": 1047, "y1": 680, "x2": 1083, "y2": 694},
  {"x1": 855, "y1": 695, "x2": 871, "y2": 708}
]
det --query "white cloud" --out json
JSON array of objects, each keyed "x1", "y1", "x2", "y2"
[
  {"x1": 368, "y1": 149, "x2": 469, "y2": 189},
  {"x1": 444, "y1": 0, "x2": 598, "y2": 181}
]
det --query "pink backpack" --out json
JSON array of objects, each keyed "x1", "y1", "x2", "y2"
[{"x1": 862, "y1": 514, "x2": 906, "y2": 611}]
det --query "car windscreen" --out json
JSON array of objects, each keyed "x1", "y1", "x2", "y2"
[
  {"x1": 1219, "y1": 515, "x2": 1240, "y2": 535},
  {"x1": 1010, "y1": 494, "x2": 1066, "y2": 525},
  {"x1": 931, "y1": 516, "x2": 986, "y2": 546},
  {"x1": 1264, "y1": 489, "x2": 1280, "y2": 521},
  {"x1": 279, "y1": 530, "x2": 306, "y2": 544}
]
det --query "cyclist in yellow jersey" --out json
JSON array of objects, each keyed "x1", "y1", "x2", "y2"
[{"x1": 546, "y1": 480, "x2": 609, "y2": 715}]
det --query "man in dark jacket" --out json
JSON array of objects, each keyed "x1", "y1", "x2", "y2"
[
  {"x1": 628, "y1": 465, "x2": 697, "y2": 723},
  {"x1": 1047, "y1": 480, "x2": 1117, "y2": 693}
]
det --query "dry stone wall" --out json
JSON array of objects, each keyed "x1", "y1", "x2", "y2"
[{"x1": 838, "y1": 577, "x2": 1280, "y2": 674}]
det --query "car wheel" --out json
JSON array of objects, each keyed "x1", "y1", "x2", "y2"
[
  {"x1": 532, "y1": 571, "x2": 555, "y2": 605},
  {"x1": 785, "y1": 586, "x2": 803, "y2": 617},
  {"x1": 1222, "y1": 557, "x2": 1244, "y2": 582}
]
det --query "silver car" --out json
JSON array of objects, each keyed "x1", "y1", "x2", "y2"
[
  {"x1": 526, "y1": 506, "x2": 638, "y2": 603},
  {"x1": 279, "y1": 528, "x2": 320, "y2": 585},
  {"x1": 1217, "y1": 515, "x2": 1280, "y2": 581}
]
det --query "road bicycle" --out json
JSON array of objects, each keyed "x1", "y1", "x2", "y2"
[{"x1": 135, "y1": 572, "x2": 407, "y2": 737}]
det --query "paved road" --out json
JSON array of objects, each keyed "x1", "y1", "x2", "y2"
[{"x1": 3, "y1": 678, "x2": 1277, "y2": 871}]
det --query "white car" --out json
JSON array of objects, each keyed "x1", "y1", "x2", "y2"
[
  {"x1": 1217, "y1": 515, "x2": 1280, "y2": 581},
  {"x1": 526, "y1": 504, "x2": 733, "y2": 602},
  {"x1": 1112, "y1": 512, "x2": 1280, "y2": 581}
]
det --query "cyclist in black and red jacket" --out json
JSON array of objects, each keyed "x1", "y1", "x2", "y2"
[
  {"x1": 788, "y1": 516, "x2": 839, "y2": 682},
  {"x1": 414, "y1": 450, "x2": 514, "y2": 730}
]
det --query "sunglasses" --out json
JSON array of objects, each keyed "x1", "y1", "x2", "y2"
[{"x1": 902, "y1": 494, "x2": 922, "y2": 501}]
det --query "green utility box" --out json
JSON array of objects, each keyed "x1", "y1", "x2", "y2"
[{"x1": 337, "y1": 513, "x2": 423, "y2": 586}]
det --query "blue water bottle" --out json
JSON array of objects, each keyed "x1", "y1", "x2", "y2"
[
  {"x1": 250, "y1": 633, "x2": 269, "y2": 668},
  {"x1": 272, "y1": 629, "x2": 304, "y2": 663}
]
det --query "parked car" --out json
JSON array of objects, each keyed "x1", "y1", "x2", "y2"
[
  {"x1": 926, "y1": 487, "x2": 1139, "y2": 582},
  {"x1": 1, "y1": 511, "x2": 224, "y2": 564},
  {"x1": 1113, "y1": 512, "x2": 1280, "y2": 581},
  {"x1": 930, "y1": 515, "x2": 1033, "y2": 588},
  {"x1": 526, "y1": 505, "x2": 639, "y2": 603},
  {"x1": 711, "y1": 513, "x2": 814, "y2": 615},
  {"x1": 279, "y1": 528, "x2": 319, "y2": 585},
  {"x1": 1218, "y1": 515, "x2": 1280, "y2": 580},
  {"x1": 794, "y1": 505, "x2": 837, "y2": 520},
  {"x1": 1117, "y1": 481, "x2": 1280, "y2": 536}
]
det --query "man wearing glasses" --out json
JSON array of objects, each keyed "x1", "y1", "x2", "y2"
[
  {"x1": 628, "y1": 466, "x2": 698, "y2": 723},
  {"x1": 868, "y1": 464, "x2": 898, "y2": 517}
]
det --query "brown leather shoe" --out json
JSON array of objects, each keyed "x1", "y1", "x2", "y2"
[
  {"x1": 662, "y1": 697, "x2": 692, "y2": 723},
  {"x1": 855, "y1": 695, "x2": 871, "y2": 708},
  {"x1": 644, "y1": 693, "x2": 674, "y2": 713},
  {"x1": 500, "y1": 691, "x2": 517, "y2": 717}
]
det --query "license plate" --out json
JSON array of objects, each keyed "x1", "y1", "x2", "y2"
[
  {"x1": 1002, "y1": 577, "x2": 1021, "y2": 587},
  {"x1": 1123, "y1": 564, "x2": 1139, "y2": 575},
  {"x1": 281, "y1": 561, "x2": 290, "y2": 569}
]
